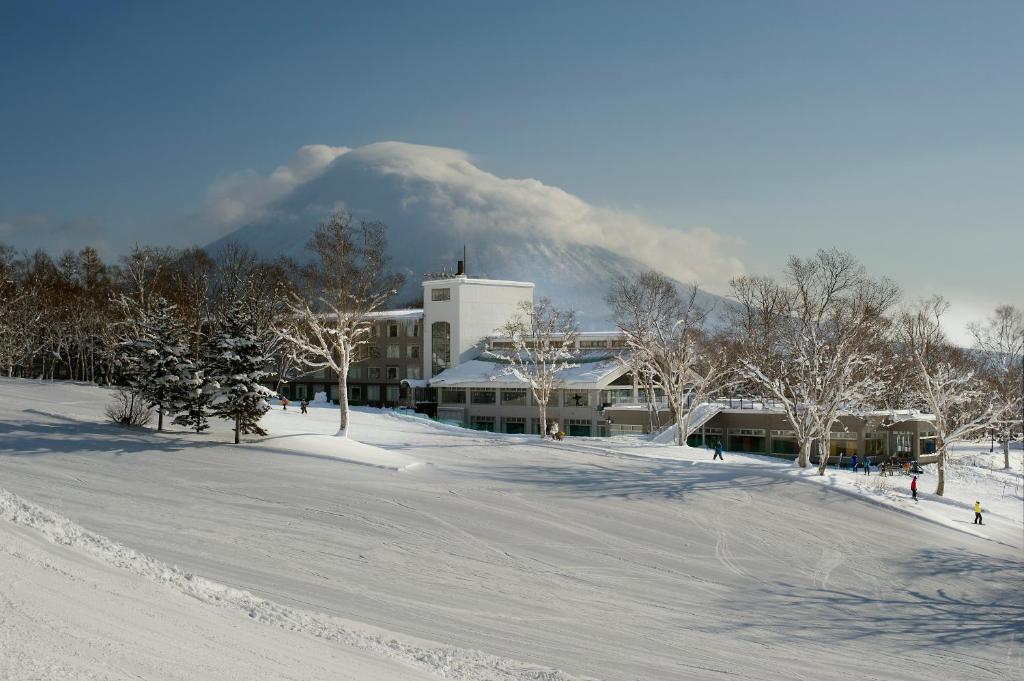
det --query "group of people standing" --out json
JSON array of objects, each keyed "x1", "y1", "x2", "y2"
[{"x1": 279, "y1": 396, "x2": 309, "y2": 414}]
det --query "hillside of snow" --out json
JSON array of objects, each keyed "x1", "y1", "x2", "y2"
[{"x1": 0, "y1": 378, "x2": 1021, "y2": 680}]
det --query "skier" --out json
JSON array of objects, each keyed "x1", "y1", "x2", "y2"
[
  {"x1": 910, "y1": 475, "x2": 918, "y2": 501},
  {"x1": 973, "y1": 501, "x2": 983, "y2": 525},
  {"x1": 712, "y1": 440, "x2": 724, "y2": 461},
  {"x1": 850, "y1": 454, "x2": 858, "y2": 472},
  {"x1": 300, "y1": 399, "x2": 308, "y2": 414}
]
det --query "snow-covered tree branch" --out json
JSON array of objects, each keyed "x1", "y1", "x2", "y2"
[
  {"x1": 486, "y1": 298, "x2": 580, "y2": 438},
  {"x1": 275, "y1": 212, "x2": 403, "y2": 438}
]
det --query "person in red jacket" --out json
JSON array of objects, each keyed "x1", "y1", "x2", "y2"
[{"x1": 910, "y1": 475, "x2": 918, "y2": 502}]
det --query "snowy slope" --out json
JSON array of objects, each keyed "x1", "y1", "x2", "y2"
[{"x1": 1, "y1": 379, "x2": 1021, "y2": 681}]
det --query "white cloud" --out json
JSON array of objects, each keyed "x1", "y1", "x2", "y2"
[
  {"x1": 201, "y1": 144, "x2": 351, "y2": 228},
  {"x1": 205, "y1": 141, "x2": 745, "y2": 291}
]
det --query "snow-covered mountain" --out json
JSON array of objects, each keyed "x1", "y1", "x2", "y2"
[{"x1": 206, "y1": 142, "x2": 737, "y2": 329}]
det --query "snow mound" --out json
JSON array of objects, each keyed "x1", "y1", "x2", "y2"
[
  {"x1": 0, "y1": 486, "x2": 589, "y2": 681},
  {"x1": 254, "y1": 433, "x2": 424, "y2": 471}
]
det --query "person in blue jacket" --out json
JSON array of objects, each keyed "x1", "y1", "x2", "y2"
[
  {"x1": 712, "y1": 440, "x2": 724, "y2": 461},
  {"x1": 850, "y1": 454, "x2": 858, "y2": 472}
]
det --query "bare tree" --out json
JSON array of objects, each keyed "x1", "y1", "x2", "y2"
[
  {"x1": 968, "y1": 305, "x2": 1023, "y2": 470},
  {"x1": 487, "y1": 298, "x2": 580, "y2": 438},
  {"x1": 276, "y1": 212, "x2": 403, "y2": 437},
  {"x1": 607, "y1": 272, "x2": 730, "y2": 445},
  {"x1": 896, "y1": 297, "x2": 995, "y2": 496},
  {"x1": 730, "y1": 250, "x2": 898, "y2": 470}
]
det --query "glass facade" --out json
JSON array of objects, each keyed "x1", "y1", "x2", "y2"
[
  {"x1": 441, "y1": 388, "x2": 465, "y2": 404},
  {"x1": 728, "y1": 428, "x2": 766, "y2": 454},
  {"x1": 564, "y1": 390, "x2": 590, "y2": 407},
  {"x1": 431, "y1": 321, "x2": 451, "y2": 375},
  {"x1": 501, "y1": 389, "x2": 528, "y2": 405},
  {"x1": 471, "y1": 389, "x2": 496, "y2": 404}
]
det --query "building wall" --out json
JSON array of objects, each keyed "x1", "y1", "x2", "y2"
[
  {"x1": 422, "y1": 277, "x2": 533, "y2": 378},
  {"x1": 435, "y1": 387, "x2": 606, "y2": 436},
  {"x1": 280, "y1": 315, "x2": 423, "y2": 407}
]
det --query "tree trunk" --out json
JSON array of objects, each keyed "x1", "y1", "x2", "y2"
[
  {"x1": 234, "y1": 413, "x2": 240, "y2": 444},
  {"x1": 935, "y1": 445, "x2": 946, "y2": 496},
  {"x1": 797, "y1": 439, "x2": 810, "y2": 468},
  {"x1": 337, "y1": 361, "x2": 349, "y2": 438},
  {"x1": 675, "y1": 405, "x2": 687, "y2": 446},
  {"x1": 538, "y1": 400, "x2": 547, "y2": 439},
  {"x1": 816, "y1": 435, "x2": 831, "y2": 475},
  {"x1": 157, "y1": 403, "x2": 164, "y2": 432},
  {"x1": 1003, "y1": 435, "x2": 1011, "y2": 470}
]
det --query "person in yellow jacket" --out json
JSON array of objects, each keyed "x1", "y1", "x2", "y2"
[{"x1": 973, "y1": 501, "x2": 984, "y2": 525}]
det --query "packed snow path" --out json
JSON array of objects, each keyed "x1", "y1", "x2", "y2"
[{"x1": 0, "y1": 380, "x2": 1021, "y2": 680}]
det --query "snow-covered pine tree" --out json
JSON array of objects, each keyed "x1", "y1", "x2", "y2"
[
  {"x1": 208, "y1": 304, "x2": 274, "y2": 444},
  {"x1": 122, "y1": 296, "x2": 195, "y2": 432},
  {"x1": 172, "y1": 366, "x2": 216, "y2": 433}
]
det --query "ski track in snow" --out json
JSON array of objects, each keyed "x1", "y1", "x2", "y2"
[
  {"x1": 0, "y1": 486, "x2": 590, "y2": 681},
  {"x1": 0, "y1": 379, "x2": 1022, "y2": 681}
]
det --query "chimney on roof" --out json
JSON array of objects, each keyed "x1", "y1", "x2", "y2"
[{"x1": 456, "y1": 260, "x2": 465, "y2": 276}]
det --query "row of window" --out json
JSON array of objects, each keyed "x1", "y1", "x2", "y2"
[
  {"x1": 349, "y1": 384, "x2": 402, "y2": 403},
  {"x1": 350, "y1": 365, "x2": 422, "y2": 381},
  {"x1": 439, "y1": 388, "x2": 593, "y2": 406},
  {"x1": 371, "y1": 320, "x2": 421, "y2": 338}
]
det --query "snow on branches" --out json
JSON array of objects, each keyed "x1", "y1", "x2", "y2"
[
  {"x1": 607, "y1": 271, "x2": 733, "y2": 446},
  {"x1": 729, "y1": 250, "x2": 898, "y2": 470},
  {"x1": 485, "y1": 298, "x2": 580, "y2": 438},
  {"x1": 275, "y1": 212, "x2": 403, "y2": 438}
]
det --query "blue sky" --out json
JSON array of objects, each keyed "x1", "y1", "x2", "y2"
[{"x1": 1, "y1": 1, "x2": 1020, "y2": 333}]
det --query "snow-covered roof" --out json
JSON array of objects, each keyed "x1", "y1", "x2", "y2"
[
  {"x1": 365, "y1": 308, "x2": 424, "y2": 320},
  {"x1": 400, "y1": 378, "x2": 429, "y2": 389},
  {"x1": 428, "y1": 358, "x2": 629, "y2": 389}
]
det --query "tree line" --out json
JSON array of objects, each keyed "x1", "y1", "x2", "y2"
[
  {"x1": 602, "y1": 250, "x2": 1022, "y2": 495},
  {"x1": 1, "y1": 222, "x2": 1020, "y2": 492}
]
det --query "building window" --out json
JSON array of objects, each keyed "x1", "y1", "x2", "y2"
[
  {"x1": 386, "y1": 344, "x2": 400, "y2": 359},
  {"x1": 471, "y1": 389, "x2": 496, "y2": 405},
  {"x1": 368, "y1": 367, "x2": 382, "y2": 379},
  {"x1": 490, "y1": 340, "x2": 515, "y2": 349},
  {"x1": 431, "y1": 288, "x2": 451, "y2": 301},
  {"x1": 386, "y1": 385, "x2": 400, "y2": 403},
  {"x1": 580, "y1": 340, "x2": 607, "y2": 349},
  {"x1": 501, "y1": 389, "x2": 527, "y2": 406},
  {"x1": 441, "y1": 388, "x2": 465, "y2": 404},
  {"x1": 567, "y1": 419, "x2": 592, "y2": 437},
  {"x1": 564, "y1": 390, "x2": 590, "y2": 407},
  {"x1": 470, "y1": 415, "x2": 496, "y2": 432},
  {"x1": 609, "y1": 339, "x2": 626, "y2": 348},
  {"x1": 406, "y1": 320, "x2": 420, "y2": 337},
  {"x1": 388, "y1": 322, "x2": 400, "y2": 338},
  {"x1": 431, "y1": 321, "x2": 451, "y2": 375},
  {"x1": 386, "y1": 366, "x2": 399, "y2": 380},
  {"x1": 407, "y1": 345, "x2": 420, "y2": 359},
  {"x1": 349, "y1": 385, "x2": 362, "y2": 402},
  {"x1": 367, "y1": 385, "x2": 381, "y2": 402},
  {"x1": 406, "y1": 366, "x2": 422, "y2": 380},
  {"x1": 503, "y1": 417, "x2": 526, "y2": 434},
  {"x1": 349, "y1": 366, "x2": 362, "y2": 379},
  {"x1": 687, "y1": 427, "x2": 723, "y2": 448}
]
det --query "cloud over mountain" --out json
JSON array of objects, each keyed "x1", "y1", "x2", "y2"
[
  {"x1": 207, "y1": 142, "x2": 744, "y2": 289},
  {"x1": 208, "y1": 141, "x2": 745, "y2": 326}
]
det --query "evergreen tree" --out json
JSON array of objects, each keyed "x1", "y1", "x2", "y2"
[
  {"x1": 209, "y1": 304, "x2": 273, "y2": 443},
  {"x1": 123, "y1": 296, "x2": 194, "y2": 431},
  {"x1": 172, "y1": 366, "x2": 215, "y2": 433}
]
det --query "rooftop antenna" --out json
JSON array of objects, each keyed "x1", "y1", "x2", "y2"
[{"x1": 463, "y1": 243, "x2": 467, "y2": 276}]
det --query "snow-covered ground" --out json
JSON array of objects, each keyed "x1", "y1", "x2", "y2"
[{"x1": 1, "y1": 378, "x2": 1021, "y2": 680}]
